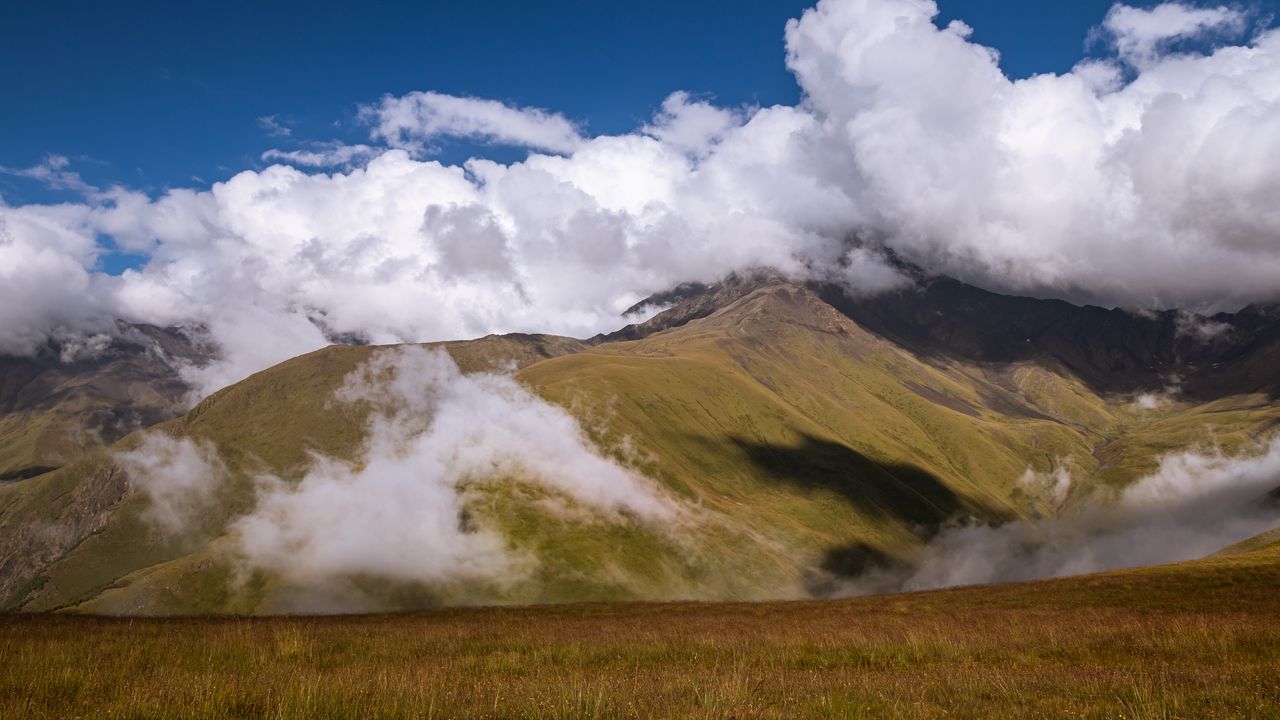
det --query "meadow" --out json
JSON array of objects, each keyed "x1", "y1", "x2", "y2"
[{"x1": 2, "y1": 544, "x2": 1279, "y2": 720}]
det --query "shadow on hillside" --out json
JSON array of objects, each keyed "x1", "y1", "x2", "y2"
[
  {"x1": 817, "y1": 541, "x2": 907, "y2": 577},
  {"x1": 730, "y1": 433, "x2": 976, "y2": 532},
  {"x1": 0, "y1": 466, "x2": 57, "y2": 483},
  {"x1": 806, "y1": 540, "x2": 915, "y2": 596}
]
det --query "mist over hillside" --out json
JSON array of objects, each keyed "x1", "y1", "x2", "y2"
[{"x1": 1, "y1": 271, "x2": 1277, "y2": 614}]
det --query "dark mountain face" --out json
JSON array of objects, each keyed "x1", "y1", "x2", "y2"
[
  {"x1": 814, "y1": 277, "x2": 1280, "y2": 400},
  {"x1": 0, "y1": 324, "x2": 212, "y2": 480}
]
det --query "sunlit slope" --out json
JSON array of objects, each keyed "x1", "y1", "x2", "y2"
[
  {"x1": 3, "y1": 280, "x2": 1278, "y2": 614},
  {"x1": 525, "y1": 283, "x2": 1083, "y2": 553},
  {"x1": 1212, "y1": 526, "x2": 1280, "y2": 558},
  {"x1": 522, "y1": 281, "x2": 1278, "y2": 594}
]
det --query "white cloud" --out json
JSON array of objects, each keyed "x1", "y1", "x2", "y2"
[
  {"x1": 784, "y1": 0, "x2": 1280, "y2": 309},
  {"x1": 1175, "y1": 310, "x2": 1233, "y2": 341},
  {"x1": 1102, "y1": 3, "x2": 1248, "y2": 67},
  {"x1": 361, "y1": 91, "x2": 585, "y2": 155},
  {"x1": 0, "y1": 154, "x2": 97, "y2": 195},
  {"x1": 1134, "y1": 391, "x2": 1169, "y2": 410},
  {"x1": 260, "y1": 142, "x2": 378, "y2": 168},
  {"x1": 1, "y1": 0, "x2": 1279, "y2": 399},
  {"x1": 642, "y1": 91, "x2": 744, "y2": 156},
  {"x1": 117, "y1": 433, "x2": 228, "y2": 536},
  {"x1": 256, "y1": 115, "x2": 294, "y2": 138},
  {"x1": 0, "y1": 202, "x2": 113, "y2": 355}
]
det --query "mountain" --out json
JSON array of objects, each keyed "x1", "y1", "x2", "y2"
[
  {"x1": 0, "y1": 324, "x2": 211, "y2": 482},
  {"x1": 0, "y1": 274, "x2": 1277, "y2": 613},
  {"x1": 817, "y1": 276, "x2": 1280, "y2": 399}
]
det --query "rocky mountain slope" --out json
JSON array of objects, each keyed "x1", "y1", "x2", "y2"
[{"x1": 0, "y1": 324, "x2": 211, "y2": 482}]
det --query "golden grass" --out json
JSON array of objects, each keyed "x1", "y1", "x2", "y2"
[{"x1": 4, "y1": 550, "x2": 1280, "y2": 719}]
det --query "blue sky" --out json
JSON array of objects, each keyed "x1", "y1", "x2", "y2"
[
  {"x1": 2, "y1": 0, "x2": 1279, "y2": 376},
  {"x1": 3, "y1": 0, "x2": 1183, "y2": 205}
]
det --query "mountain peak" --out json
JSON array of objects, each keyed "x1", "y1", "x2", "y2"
[{"x1": 593, "y1": 268, "x2": 795, "y2": 343}]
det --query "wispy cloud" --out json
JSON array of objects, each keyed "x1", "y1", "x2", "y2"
[
  {"x1": 0, "y1": 154, "x2": 96, "y2": 195},
  {"x1": 256, "y1": 114, "x2": 294, "y2": 138},
  {"x1": 359, "y1": 91, "x2": 585, "y2": 155},
  {"x1": 261, "y1": 141, "x2": 379, "y2": 168},
  {"x1": 1101, "y1": 2, "x2": 1249, "y2": 67}
]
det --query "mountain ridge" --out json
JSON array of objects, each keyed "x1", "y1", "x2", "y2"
[
  {"x1": 0, "y1": 272, "x2": 1277, "y2": 613},
  {"x1": 0, "y1": 323, "x2": 212, "y2": 482}
]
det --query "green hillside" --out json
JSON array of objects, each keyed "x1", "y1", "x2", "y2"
[{"x1": 1, "y1": 278, "x2": 1277, "y2": 613}]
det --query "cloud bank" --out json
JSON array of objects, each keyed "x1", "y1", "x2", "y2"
[{"x1": 3, "y1": 0, "x2": 1280, "y2": 399}]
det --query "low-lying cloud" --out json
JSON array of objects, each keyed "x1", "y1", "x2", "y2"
[
  {"x1": 117, "y1": 433, "x2": 228, "y2": 536},
  {"x1": 842, "y1": 439, "x2": 1280, "y2": 595},
  {"x1": 232, "y1": 347, "x2": 677, "y2": 589},
  {"x1": 4, "y1": 0, "x2": 1280, "y2": 401},
  {"x1": 114, "y1": 348, "x2": 681, "y2": 604}
]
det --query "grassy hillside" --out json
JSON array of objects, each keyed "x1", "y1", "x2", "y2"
[
  {"x1": 1, "y1": 280, "x2": 1277, "y2": 613},
  {"x1": 2, "y1": 545, "x2": 1279, "y2": 719},
  {"x1": 0, "y1": 334, "x2": 601, "y2": 613}
]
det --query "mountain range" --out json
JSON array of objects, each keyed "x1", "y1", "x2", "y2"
[{"x1": 1, "y1": 270, "x2": 1277, "y2": 613}]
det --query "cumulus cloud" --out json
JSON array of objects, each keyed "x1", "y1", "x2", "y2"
[
  {"x1": 843, "y1": 439, "x2": 1280, "y2": 595},
  {"x1": 117, "y1": 433, "x2": 228, "y2": 536},
  {"x1": 2, "y1": 0, "x2": 1280, "y2": 399},
  {"x1": 36, "y1": 123, "x2": 870, "y2": 396},
  {"x1": 233, "y1": 347, "x2": 677, "y2": 588},
  {"x1": 642, "y1": 91, "x2": 745, "y2": 156},
  {"x1": 361, "y1": 91, "x2": 585, "y2": 155},
  {"x1": 785, "y1": 0, "x2": 1280, "y2": 309},
  {"x1": 0, "y1": 202, "x2": 114, "y2": 355}
]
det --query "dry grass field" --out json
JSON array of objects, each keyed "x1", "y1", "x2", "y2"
[{"x1": 3, "y1": 543, "x2": 1279, "y2": 720}]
